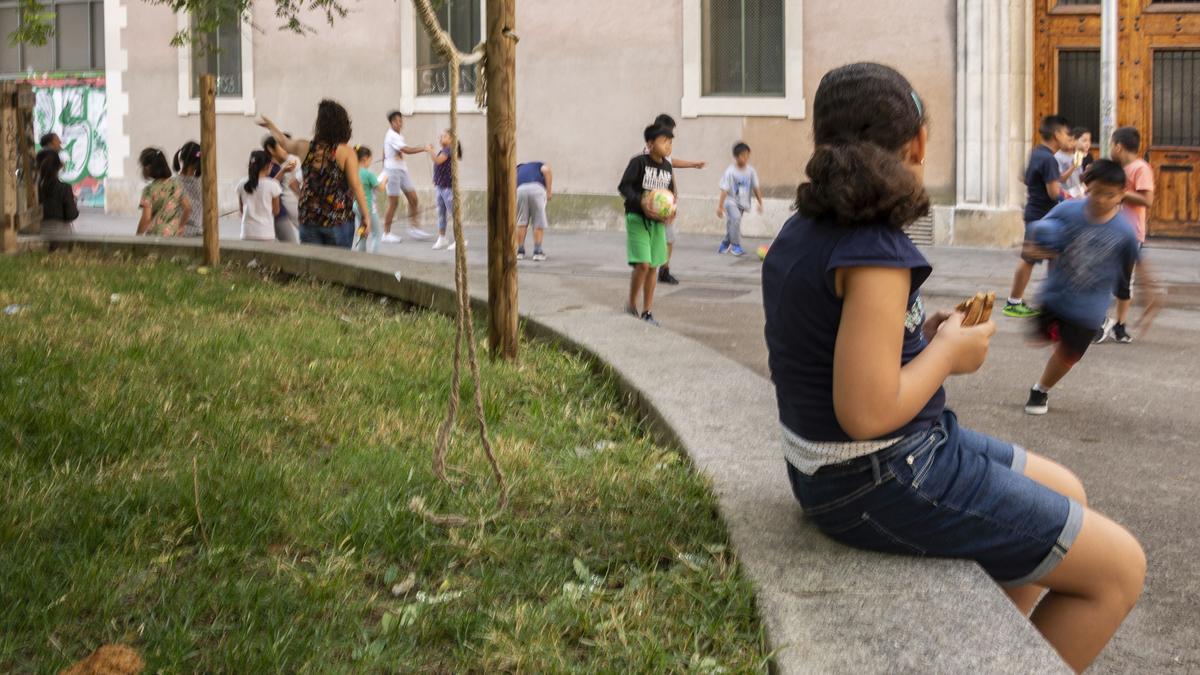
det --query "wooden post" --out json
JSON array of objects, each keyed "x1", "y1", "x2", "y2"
[
  {"x1": 485, "y1": 0, "x2": 518, "y2": 361},
  {"x1": 199, "y1": 74, "x2": 219, "y2": 266},
  {"x1": 1, "y1": 83, "x2": 17, "y2": 253}
]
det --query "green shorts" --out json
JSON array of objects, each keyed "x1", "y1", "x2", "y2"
[{"x1": 625, "y1": 213, "x2": 668, "y2": 268}]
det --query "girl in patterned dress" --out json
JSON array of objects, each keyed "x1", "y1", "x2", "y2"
[{"x1": 136, "y1": 148, "x2": 191, "y2": 237}]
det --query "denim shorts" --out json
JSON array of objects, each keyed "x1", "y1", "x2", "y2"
[{"x1": 786, "y1": 410, "x2": 1084, "y2": 587}]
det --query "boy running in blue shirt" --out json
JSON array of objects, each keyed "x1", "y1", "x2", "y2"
[{"x1": 1023, "y1": 160, "x2": 1144, "y2": 415}]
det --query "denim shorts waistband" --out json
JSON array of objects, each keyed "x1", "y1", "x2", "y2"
[{"x1": 810, "y1": 423, "x2": 946, "y2": 477}]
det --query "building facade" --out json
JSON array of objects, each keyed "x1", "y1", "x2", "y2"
[
  {"x1": 79, "y1": 0, "x2": 1200, "y2": 242},
  {"x1": 98, "y1": 0, "x2": 971, "y2": 241}
]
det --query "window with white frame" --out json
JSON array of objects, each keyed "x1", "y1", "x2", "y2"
[
  {"x1": 703, "y1": 0, "x2": 783, "y2": 96},
  {"x1": 416, "y1": 0, "x2": 480, "y2": 96},
  {"x1": 176, "y1": 13, "x2": 254, "y2": 115},
  {"x1": 191, "y1": 18, "x2": 242, "y2": 97},
  {"x1": 400, "y1": 0, "x2": 484, "y2": 114},
  {"x1": 0, "y1": 0, "x2": 105, "y2": 74},
  {"x1": 682, "y1": 0, "x2": 804, "y2": 119}
]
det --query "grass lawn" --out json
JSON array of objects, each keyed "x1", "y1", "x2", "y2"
[{"x1": 0, "y1": 251, "x2": 767, "y2": 673}]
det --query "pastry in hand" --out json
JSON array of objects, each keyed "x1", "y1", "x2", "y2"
[{"x1": 955, "y1": 291, "x2": 996, "y2": 327}]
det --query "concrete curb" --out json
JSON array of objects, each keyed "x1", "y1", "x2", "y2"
[{"x1": 18, "y1": 235, "x2": 1069, "y2": 674}]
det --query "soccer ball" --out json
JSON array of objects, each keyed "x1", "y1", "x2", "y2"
[
  {"x1": 641, "y1": 189, "x2": 677, "y2": 222},
  {"x1": 757, "y1": 244, "x2": 770, "y2": 261}
]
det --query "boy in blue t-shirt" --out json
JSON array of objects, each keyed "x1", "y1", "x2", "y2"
[
  {"x1": 1023, "y1": 159, "x2": 1142, "y2": 415},
  {"x1": 1004, "y1": 115, "x2": 1073, "y2": 319}
]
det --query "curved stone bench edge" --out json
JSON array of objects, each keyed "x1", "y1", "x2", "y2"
[{"x1": 15, "y1": 236, "x2": 1069, "y2": 674}]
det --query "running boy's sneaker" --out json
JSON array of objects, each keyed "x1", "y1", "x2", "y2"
[
  {"x1": 730, "y1": 244, "x2": 746, "y2": 257},
  {"x1": 516, "y1": 247, "x2": 525, "y2": 261},
  {"x1": 624, "y1": 303, "x2": 639, "y2": 317},
  {"x1": 1024, "y1": 388, "x2": 1049, "y2": 415},
  {"x1": 532, "y1": 249, "x2": 546, "y2": 262},
  {"x1": 718, "y1": 240, "x2": 730, "y2": 254},
  {"x1": 1112, "y1": 323, "x2": 1133, "y2": 343},
  {"x1": 658, "y1": 267, "x2": 680, "y2": 285},
  {"x1": 641, "y1": 311, "x2": 661, "y2": 327},
  {"x1": 432, "y1": 235, "x2": 450, "y2": 250},
  {"x1": 407, "y1": 227, "x2": 434, "y2": 241},
  {"x1": 1093, "y1": 317, "x2": 1116, "y2": 344},
  {"x1": 1002, "y1": 301, "x2": 1041, "y2": 318},
  {"x1": 382, "y1": 232, "x2": 403, "y2": 243}
]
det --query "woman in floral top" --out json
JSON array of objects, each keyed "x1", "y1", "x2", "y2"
[
  {"x1": 258, "y1": 99, "x2": 369, "y2": 248},
  {"x1": 136, "y1": 148, "x2": 191, "y2": 237}
]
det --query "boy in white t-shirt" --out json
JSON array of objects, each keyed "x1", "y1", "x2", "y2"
[
  {"x1": 382, "y1": 111, "x2": 433, "y2": 243},
  {"x1": 716, "y1": 141, "x2": 763, "y2": 256},
  {"x1": 239, "y1": 150, "x2": 283, "y2": 241}
]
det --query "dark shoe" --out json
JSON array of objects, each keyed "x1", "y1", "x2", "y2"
[
  {"x1": 1024, "y1": 388, "x2": 1049, "y2": 415},
  {"x1": 641, "y1": 311, "x2": 661, "y2": 327},
  {"x1": 1113, "y1": 323, "x2": 1133, "y2": 343},
  {"x1": 624, "y1": 303, "x2": 639, "y2": 318},
  {"x1": 658, "y1": 267, "x2": 680, "y2": 285}
]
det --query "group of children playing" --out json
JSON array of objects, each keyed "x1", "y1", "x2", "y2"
[
  {"x1": 1002, "y1": 115, "x2": 1158, "y2": 415},
  {"x1": 127, "y1": 110, "x2": 563, "y2": 263},
  {"x1": 619, "y1": 113, "x2": 764, "y2": 327}
]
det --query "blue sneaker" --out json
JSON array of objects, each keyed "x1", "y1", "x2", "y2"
[
  {"x1": 718, "y1": 240, "x2": 730, "y2": 254},
  {"x1": 730, "y1": 244, "x2": 746, "y2": 257}
]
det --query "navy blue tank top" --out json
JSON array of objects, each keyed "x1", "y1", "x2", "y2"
[{"x1": 762, "y1": 213, "x2": 945, "y2": 442}]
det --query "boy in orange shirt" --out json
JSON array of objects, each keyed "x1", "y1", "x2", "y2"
[{"x1": 1096, "y1": 126, "x2": 1155, "y2": 344}]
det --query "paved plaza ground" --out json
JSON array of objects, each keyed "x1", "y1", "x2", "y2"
[{"x1": 73, "y1": 210, "x2": 1200, "y2": 672}]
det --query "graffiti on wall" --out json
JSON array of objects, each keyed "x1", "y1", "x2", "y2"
[{"x1": 31, "y1": 77, "x2": 107, "y2": 208}]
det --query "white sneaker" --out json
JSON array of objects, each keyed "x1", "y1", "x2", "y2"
[
  {"x1": 448, "y1": 240, "x2": 465, "y2": 251},
  {"x1": 408, "y1": 227, "x2": 434, "y2": 241},
  {"x1": 382, "y1": 232, "x2": 402, "y2": 244},
  {"x1": 1093, "y1": 317, "x2": 1116, "y2": 344},
  {"x1": 432, "y1": 236, "x2": 449, "y2": 250}
]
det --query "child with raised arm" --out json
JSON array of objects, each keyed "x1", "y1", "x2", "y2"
[
  {"x1": 431, "y1": 129, "x2": 465, "y2": 251},
  {"x1": 649, "y1": 114, "x2": 705, "y2": 285}
]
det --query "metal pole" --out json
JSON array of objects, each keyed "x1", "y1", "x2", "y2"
[{"x1": 1100, "y1": 0, "x2": 1118, "y2": 159}]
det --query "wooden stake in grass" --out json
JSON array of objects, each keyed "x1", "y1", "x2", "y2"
[
  {"x1": 412, "y1": 0, "x2": 510, "y2": 526},
  {"x1": 199, "y1": 74, "x2": 220, "y2": 267}
]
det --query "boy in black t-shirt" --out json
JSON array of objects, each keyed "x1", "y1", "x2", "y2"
[
  {"x1": 619, "y1": 125, "x2": 676, "y2": 327},
  {"x1": 1003, "y1": 115, "x2": 1072, "y2": 318}
]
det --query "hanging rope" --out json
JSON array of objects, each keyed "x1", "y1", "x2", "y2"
[{"x1": 409, "y1": 0, "x2": 508, "y2": 527}]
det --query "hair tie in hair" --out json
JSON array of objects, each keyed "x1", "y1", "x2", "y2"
[{"x1": 910, "y1": 91, "x2": 924, "y2": 119}]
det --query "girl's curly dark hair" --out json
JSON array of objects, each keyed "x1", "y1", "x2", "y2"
[
  {"x1": 312, "y1": 99, "x2": 352, "y2": 147},
  {"x1": 795, "y1": 63, "x2": 931, "y2": 230}
]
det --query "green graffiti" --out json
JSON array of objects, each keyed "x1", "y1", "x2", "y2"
[{"x1": 33, "y1": 82, "x2": 107, "y2": 207}]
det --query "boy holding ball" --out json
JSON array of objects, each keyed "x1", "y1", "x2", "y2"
[{"x1": 618, "y1": 124, "x2": 676, "y2": 327}]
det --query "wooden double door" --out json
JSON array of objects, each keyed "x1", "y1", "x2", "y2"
[{"x1": 1035, "y1": 0, "x2": 1200, "y2": 238}]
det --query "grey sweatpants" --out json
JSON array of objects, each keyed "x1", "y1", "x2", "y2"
[
  {"x1": 516, "y1": 183, "x2": 548, "y2": 230},
  {"x1": 724, "y1": 198, "x2": 746, "y2": 247}
]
